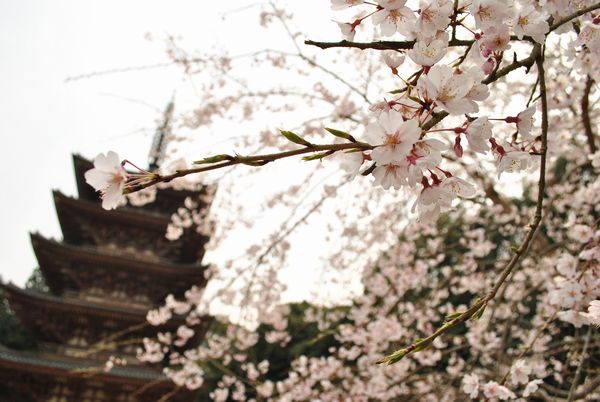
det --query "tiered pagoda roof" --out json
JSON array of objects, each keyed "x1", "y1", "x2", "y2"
[{"x1": 0, "y1": 154, "x2": 215, "y2": 401}]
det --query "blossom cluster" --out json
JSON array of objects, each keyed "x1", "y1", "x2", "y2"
[{"x1": 82, "y1": 0, "x2": 600, "y2": 400}]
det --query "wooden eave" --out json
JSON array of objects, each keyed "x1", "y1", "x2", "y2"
[
  {"x1": 0, "y1": 346, "x2": 164, "y2": 383},
  {"x1": 31, "y1": 233, "x2": 206, "y2": 280},
  {"x1": 54, "y1": 190, "x2": 170, "y2": 238},
  {"x1": 2, "y1": 283, "x2": 149, "y2": 322}
]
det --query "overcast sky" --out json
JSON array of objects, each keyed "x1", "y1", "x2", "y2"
[{"x1": 0, "y1": 0, "x2": 340, "y2": 287}]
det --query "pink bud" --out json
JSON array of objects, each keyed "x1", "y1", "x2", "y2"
[
  {"x1": 454, "y1": 136, "x2": 463, "y2": 158},
  {"x1": 482, "y1": 57, "x2": 495, "y2": 75}
]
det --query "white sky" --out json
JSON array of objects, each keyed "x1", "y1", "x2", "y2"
[{"x1": 0, "y1": 0, "x2": 340, "y2": 287}]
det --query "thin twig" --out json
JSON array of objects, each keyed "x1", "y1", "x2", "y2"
[
  {"x1": 567, "y1": 326, "x2": 593, "y2": 402},
  {"x1": 550, "y1": 3, "x2": 600, "y2": 32}
]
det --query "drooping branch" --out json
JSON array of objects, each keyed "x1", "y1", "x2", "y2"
[{"x1": 378, "y1": 48, "x2": 549, "y2": 366}]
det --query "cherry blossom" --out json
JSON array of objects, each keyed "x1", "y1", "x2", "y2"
[
  {"x1": 407, "y1": 38, "x2": 447, "y2": 66},
  {"x1": 513, "y1": 5, "x2": 549, "y2": 44},
  {"x1": 465, "y1": 117, "x2": 492, "y2": 154},
  {"x1": 523, "y1": 379, "x2": 543, "y2": 397},
  {"x1": 84, "y1": 151, "x2": 127, "y2": 210},
  {"x1": 417, "y1": 65, "x2": 481, "y2": 115},
  {"x1": 367, "y1": 112, "x2": 421, "y2": 165},
  {"x1": 510, "y1": 359, "x2": 531, "y2": 385},
  {"x1": 330, "y1": 0, "x2": 363, "y2": 10},
  {"x1": 506, "y1": 106, "x2": 537, "y2": 140},
  {"x1": 581, "y1": 300, "x2": 600, "y2": 326},
  {"x1": 462, "y1": 373, "x2": 480, "y2": 398},
  {"x1": 372, "y1": 1, "x2": 416, "y2": 38},
  {"x1": 415, "y1": 0, "x2": 452, "y2": 39}
]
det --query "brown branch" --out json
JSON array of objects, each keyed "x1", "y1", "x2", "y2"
[
  {"x1": 582, "y1": 75, "x2": 597, "y2": 154},
  {"x1": 379, "y1": 48, "x2": 549, "y2": 366},
  {"x1": 550, "y1": 2, "x2": 600, "y2": 32},
  {"x1": 304, "y1": 38, "x2": 473, "y2": 51},
  {"x1": 125, "y1": 141, "x2": 373, "y2": 193}
]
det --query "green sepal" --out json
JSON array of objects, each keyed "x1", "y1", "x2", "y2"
[
  {"x1": 325, "y1": 127, "x2": 356, "y2": 143},
  {"x1": 470, "y1": 303, "x2": 487, "y2": 321},
  {"x1": 193, "y1": 154, "x2": 234, "y2": 164},
  {"x1": 302, "y1": 150, "x2": 335, "y2": 161},
  {"x1": 241, "y1": 160, "x2": 270, "y2": 167},
  {"x1": 377, "y1": 348, "x2": 408, "y2": 365},
  {"x1": 412, "y1": 338, "x2": 433, "y2": 352},
  {"x1": 280, "y1": 130, "x2": 312, "y2": 147},
  {"x1": 444, "y1": 311, "x2": 465, "y2": 323}
]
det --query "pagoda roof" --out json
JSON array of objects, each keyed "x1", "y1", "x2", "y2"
[
  {"x1": 0, "y1": 345, "x2": 162, "y2": 382},
  {"x1": 0, "y1": 346, "x2": 199, "y2": 401},
  {"x1": 31, "y1": 233, "x2": 207, "y2": 297},
  {"x1": 2, "y1": 283, "x2": 151, "y2": 322},
  {"x1": 2, "y1": 284, "x2": 211, "y2": 344},
  {"x1": 54, "y1": 189, "x2": 172, "y2": 237},
  {"x1": 53, "y1": 190, "x2": 210, "y2": 264}
]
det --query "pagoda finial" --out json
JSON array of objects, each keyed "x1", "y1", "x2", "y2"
[{"x1": 148, "y1": 96, "x2": 175, "y2": 171}]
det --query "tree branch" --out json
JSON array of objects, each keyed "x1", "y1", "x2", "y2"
[
  {"x1": 550, "y1": 3, "x2": 600, "y2": 32},
  {"x1": 304, "y1": 38, "x2": 472, "y2": 51},
  {"x1": 581, "y1": 75, "x2": 597, "y2": 154},
  {"x1": 125, "y1": 141, "x2": 373, "y2": 193}
]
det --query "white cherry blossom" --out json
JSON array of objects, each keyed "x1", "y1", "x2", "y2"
[
  {"x1": 408, "y1": 38, "x2": 447, "y2": 66},
  {"x1": 510, "y1": 359, "x2": 531, "y2": 385},
  {"x1": 367, "y1": 112, "x2": 421, "y2": 165},
  {"x1": 417, "y1": 64, "x2": 479, "y2": 115},
  {"x1": 581, "y1": 300, "x2": 600, "y2": 326},
  {"x1": 372, "y1": 163, "x2": 409, "y2": 189},
  {"x1": 469, "y1": 0, "x2": 513, "y2": 30},
  {"x1": 372, "y1": 1, "x2": 416, "y2": 38},
  {"x1": 496, "y1": 150, "x2": 532, "y2": 177},
  {"x1": 513, "y1": 5, "x2": 549, "y2": 44},
  {"x1": 84, "y1": 151, "x2": 127, "y2": 210},
  {"x1": 462, "y1": 373, "x2": 480, "y2": 399},
  {"x1": 465, "y1": 117, "x2": 492, "y2": 154},
  {"x1": 331, "y1": 0, "x2": 363, "y2": 10},
  {"x1": 523, "y1": 379, "x2": 544, "y2": 397},
  {"x1": 415, "y1": 0, "x2": 453, "y2": 39}
]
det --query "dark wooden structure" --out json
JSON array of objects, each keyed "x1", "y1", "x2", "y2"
[{"x1": 0, "y1": 155, "x2": 214, "y2": 401}]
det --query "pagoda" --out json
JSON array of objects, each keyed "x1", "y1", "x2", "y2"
[{"x1": 0, "y1": 104, "x2": 215, "y2": 401}]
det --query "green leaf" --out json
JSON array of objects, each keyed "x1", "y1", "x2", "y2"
[
  {"x1": 412, "y1": 338, "x2": 433, "y2": 352},
  {"x1": 302, "y1": 151, "x2": 335, "y2": 161},
  {"x1": 470, "y1": 303, "x2": 487, "y2": 321},
  {"x1": 377, "y1": 348, "x2": 408, "y2": 365},
  {"x1": 444, "y1": 311, "x2": 465, "y2": 323},
  {"x1": 325, "y1": 127, "x2": 356, "y2": 143},
  {"x1": 193, "y1": 154, "x2": 234, "y2": 164},
  {"x1": 280, "y1": 130, "x2": 313, "y2": 147}
]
